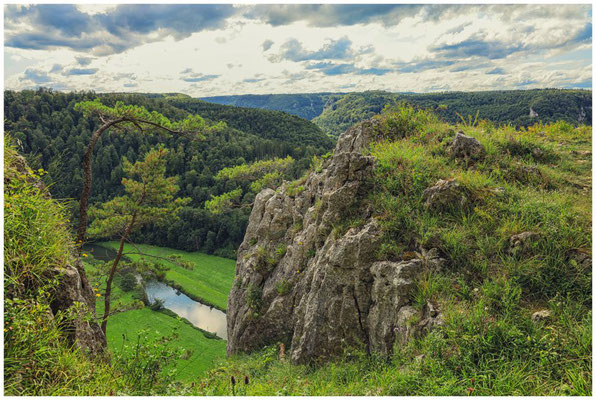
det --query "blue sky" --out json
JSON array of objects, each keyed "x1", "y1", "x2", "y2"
[{"x1": 4, "y1": 4, "x2": 592, "y2": 95}]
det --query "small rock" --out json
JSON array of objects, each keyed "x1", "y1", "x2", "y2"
[
  {"x1": 531, "y1": 309, "x2": 551, "y2": 323},
  {"x1": 532, "y1": 148, "x2": 544, "y2": 158},
  {"x1": 422, "y1": 179, "x2": 468, "y2": 211},
  {"x1": 568, "y1": 249, "x2": 592, "y2": 270},
  {"x1": 508, "y1": 231, "x2": 541, "y2": 255},
  {"x1": 449, "y1": 131, "x2": 486, "y2": 161}
]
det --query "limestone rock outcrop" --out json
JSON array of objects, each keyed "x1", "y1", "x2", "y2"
[{"x1": 227, "y1": 120, "x2": 442, "y2": 363}]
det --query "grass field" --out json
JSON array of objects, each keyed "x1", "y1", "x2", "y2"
[
  {"x1": 106, "y1": 308, "x2": 227, "y2": 382},
  {"x1": 98, "y1": 242, "x2": 236, "y2": 311}
]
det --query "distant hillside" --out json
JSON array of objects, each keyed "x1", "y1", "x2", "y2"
[
  {"x1": 166, "y1": 97, "x2": 333, "y2": 149},
  {"x1": 200, "y1": 93, "x2": 337, "y2": 120},
  {"x1": 202, "y1": 89, "x2": 592, "y2": 137}
]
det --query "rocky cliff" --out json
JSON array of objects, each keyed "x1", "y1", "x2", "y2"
[{"x1": 227, "y1": 121, "x2": 442, "y2": 363}]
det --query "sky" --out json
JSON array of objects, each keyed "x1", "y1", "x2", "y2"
[{"x1": 3, "y1": 4, "x2": 593, "y2": 96}]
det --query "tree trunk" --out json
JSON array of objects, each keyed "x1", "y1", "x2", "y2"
[
  {"x1": 101, "y1": 214, "x2": 136, "y2": 335},
  {"x1": 76, "y1": 119, "x2": 124, "y2": 251}
]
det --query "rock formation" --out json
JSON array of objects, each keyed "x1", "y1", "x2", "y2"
[{"x1": 227, "y1": 120, "x2": 442, "y2": 363}]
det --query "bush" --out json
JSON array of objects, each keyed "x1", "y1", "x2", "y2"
[{"x1": 120, "y1": 272, "x2": 138, "y2": 292}]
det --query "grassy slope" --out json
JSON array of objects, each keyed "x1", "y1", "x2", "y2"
[
  {"x1": 107, "y1": 309, "x2": 227, "y2": 382},
  {"x1": 98, "y1": 242, "x2": 235, "y2": 311},
  {"x1": 84, "y1": 259, "x2": 228, "y2": 383},
  {"x1": 4, "y1": 139, "x2": 130, "y2": 395},
  {"x1": 192, "y1": 107, "x2": 592, "y2": 396}
]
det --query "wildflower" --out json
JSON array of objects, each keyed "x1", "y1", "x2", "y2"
[
  {"x1": 467, "y1": 387, "x2": 475, "y2": 394},
  {"x1": 82, "y1": 253, "x2": 88, "y2": 257},
  {"x1": 230, "y1": 376, "x2": 236, "y2": 386},
  {"x1": 244, "y1": 375, "x2": 250, "y2": 385},
  {"x1": 96, "y1": 293, "x2": 101, "y2": 297}
]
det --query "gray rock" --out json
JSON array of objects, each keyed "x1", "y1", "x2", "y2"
[
  {"x1": 227, "y1": 120, "x2": 441, "y2": 363},
  {"x1": 422, "y1": 179, "x2": 468, "y2": 211},
  {"x1": 449, "y1": 131, "x2": 486, "y2": 161},
  {"x1": 509, "y1": 232, "x2": 541, "y2": 256},
  {"x1": 50, "y1": 261, "x2": 107, "y2": 355},
  {"x1": 568, "y1": 249, "x2": 592, "y2": 270},
  {"x1": 531, "y1": 309, "x2": 551, "y2": 323}
]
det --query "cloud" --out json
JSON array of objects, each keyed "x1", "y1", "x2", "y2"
[
  {"x1": 430, "y1": 38, "x2": 523, "y2": 60},
  {"x1": 5, "y1": 4, "x2": 236, "y2": 55},
  {"x1": 272, "y1": 36, "x2": 358, "y2": 62},
  {"x1": 395, "y1": 59, "x2": 456, "y2": 73},
  {"x1": 65, "y1": 68, "x2": 99, "y2": 75},
  {"x1": 487, "y1": 67, "x2": 506, "y2": 75},
  {"x1": 246, "y1": 4, "x2": 423, "y2": 27},
  {"x1": 243, "y1": 78, "x2": 266, "y2": 83},
  {"x1": 262, "y1": 39, "x2": 274, "y2": 51},
  {"x1": 306, "y1": 62, "x2": 392, "y2": 76},
  {"x1": 180, "y1": 68, "x2": 220, "y2": 82},
  {"x1": 21, "y1": 68, "x2": 51, "y2": 83},
  {"x1": 75, "y1": 56, "x2": 93, "y2": 66},
  {"x1": 49, "y1": 64, "x2": 62, "y2": 73},
  {"x1": 123, "y1": 82, "x2": 138, "y2": 87},
  {"x1": 449, "y1": 62, "x2": 491, "y2": 72}
]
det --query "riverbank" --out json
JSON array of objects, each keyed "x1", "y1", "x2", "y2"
[{"x1": 97, "y1": 242, "x2": 235, "y2": 311}]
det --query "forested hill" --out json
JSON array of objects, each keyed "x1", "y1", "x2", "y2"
[
  {"x1": 202, "y1": 89, "x2": 592, "y2": 137},
  {"x1": 4, "y1": 89, "x2": 332, "y2": 258},
  {"x1": 200, "y1": 93, "x2": 338, "y2": 120},
  {"x1": 165, "y1": 97, "x2": 333, "y2": 148}
]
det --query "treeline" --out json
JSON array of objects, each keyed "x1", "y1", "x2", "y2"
[
  {"x1": 4, "y1": 88, "x2": 333, "y2": 258},
  {"x1": 202, "y1": 89, "x2": 592, "y2": 137}
]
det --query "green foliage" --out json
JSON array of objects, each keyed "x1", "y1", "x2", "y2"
[
  {"x1": 215, "y1": 156, "x2": 294, "y2": 181},
  {"x1": 74, "y1": 98, "x2": 225, "y2": 139},
  {"x1": 208, "y1": 156, "x2": 295, "y2": 214},
  {"x1": 204, "y1": 188, "x2": 243, "y2": 215},
  {"x1": 275, "y1": 280, "x2": 292, "y2": 296},
  {"x1": 246, "y1": 284, "x2": 263, "y2": 316},
  {"x1": 120, "y1": 272, "x2": 137, "y2": 292},
  {"x1": 88, "y1": 147, "x2": 190, "y2": 238}
]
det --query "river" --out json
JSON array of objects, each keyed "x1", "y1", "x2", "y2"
[{"x1": 82, "y1": 243, "x2": 227, "y2": 340}]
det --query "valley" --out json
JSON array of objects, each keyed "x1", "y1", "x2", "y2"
[{"x1": 82, "y1": 242, "x2": 234, "y2": 382}]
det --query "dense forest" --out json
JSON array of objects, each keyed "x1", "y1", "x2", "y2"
[
  {"x1": 203, "y1": 89, "x2": 592, "y2": 137},
  {"x1": 4, "y1": 89, "x2": 333, "y2": 258}
]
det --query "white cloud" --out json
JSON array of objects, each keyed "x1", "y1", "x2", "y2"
[{"x1": 4, "y1": 4, "x2": 592, "y2": 95}]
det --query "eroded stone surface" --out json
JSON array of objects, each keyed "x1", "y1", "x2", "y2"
[{"x1": 227, "y1": 120, "x2": 443, "y2": 363}]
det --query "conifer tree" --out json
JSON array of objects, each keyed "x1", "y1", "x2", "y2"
[{"x1": 87, "y1": 146, "x2": 190, "y2": 334}]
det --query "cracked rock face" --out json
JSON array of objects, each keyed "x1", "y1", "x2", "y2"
[
  {"x1": 227, "y1": 121, "x2": 442, "y2": 363},
  {"x1": 50, "y1": 260, "x2": 107, "y2": 355}
]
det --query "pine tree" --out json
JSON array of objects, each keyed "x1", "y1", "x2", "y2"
[{"x1": 87, "y1": 146, "x2": 190, "y2": 334}]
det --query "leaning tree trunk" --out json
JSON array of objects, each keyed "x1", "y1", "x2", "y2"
[
  {"x1": 76, "y1": 119, "x2": 123, "y2": 251},
  {"x1": 101, "y1": 214, "x2": 136, "y2": 335}
]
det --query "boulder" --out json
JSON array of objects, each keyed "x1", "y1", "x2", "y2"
[
  {"x1": 422, "y1": 179, "x2": 468, "y2": 211},
  {"x1": 531, "y1": 309, "x2": 551, "y2": 323},
  {"x1": 449, "y1": 131, "x2": 485, "y2": 161}
]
